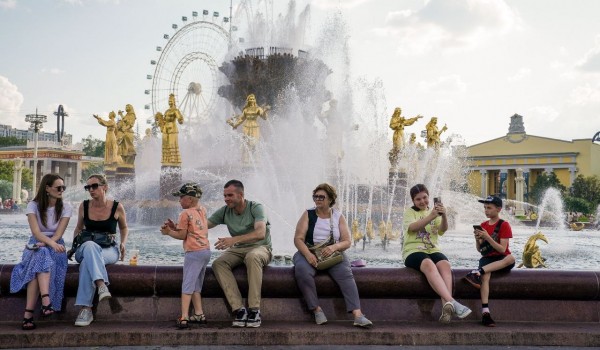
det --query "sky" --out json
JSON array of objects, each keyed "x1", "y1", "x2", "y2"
[{"x1": 1, "y1": 0, "x2": 600, "y2": 147}]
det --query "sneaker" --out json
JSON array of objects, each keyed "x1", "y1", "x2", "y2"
[
  {"x1": 452, "y1": 300, "x2": 472, "y2": 319},
  {"x1": 232, "y1": 307, "x2": 248, "y2": 327},
  {"x1": 482, "y1": 312, "x2": 496, "y2": 327},
  {"x1": 314, "y1": 310, "x2": 328, "y2": 325},
  {"x1": 353, "y1": 314, "x2": 373, "y2": 328},
  {"x1": 464, "y1": 272, "x2": 482, "y2": 289},
  {"x1": 439, "y1": 301, "x2": 454, "y2": 323},
  {"x1": 74, "y1": 308, "x2": 94, "y2": 327},
  {"x1": 98, "y1": 284, "x2": 112, "y2": 302},
  {"x1": 246, "y1": 309, "x2": 261, "y2": 328}
]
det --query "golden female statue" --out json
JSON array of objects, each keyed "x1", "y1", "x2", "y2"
[
  {"x1": 116, "y1": 104, "x2": 137, "y2": 165},
  {"x1": 425, "y1": 117, "x2": 448, "y2": 149},
  {"x1": 93, "y1": 111, "x2": 122, "y2": 167},
  {"x1": 227, "y1": 94, "x2": 269, "y2": 163},
  {"x1": 155, "y1": 94, "x2": 184, "y2": 166},
  {"x1": 389, "y1": 107, "x2": 422, "y2": 152}
]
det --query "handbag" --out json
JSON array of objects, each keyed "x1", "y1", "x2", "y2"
[
  {"x1": 68, "y1": 230, "x2": 116, "y2": 260},
  {"x1": 307, "y1": 209, "x2": 343, "y2": 270}
]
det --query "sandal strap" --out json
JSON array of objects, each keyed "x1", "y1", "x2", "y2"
[
  {"x1": 41, "y1": 294, "x2": 50, "y2": 299},
  {"x1": 24, "y1": 309, "x2": 35, "y2": 313}
]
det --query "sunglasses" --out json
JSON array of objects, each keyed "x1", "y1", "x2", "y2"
[
  {"x1": 84, "y1": 183, "x2": 101, "y2": 191},
  {"x1": 312, "y1": 195, "x2": 327, "y2": 201},
  {"x1": 53, "y1": 185, "x2": 67, "y2": 192}
]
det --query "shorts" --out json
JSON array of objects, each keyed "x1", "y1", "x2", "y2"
[
  {"x1": 182, "y1": 249, "x2": 211, "y2": 294},
  {"x1": 404, "y1": 252, "x2": 448, "y2": 271},
  {"x1": 479, "y1": 255, "x2": 515, "y2": 273}
]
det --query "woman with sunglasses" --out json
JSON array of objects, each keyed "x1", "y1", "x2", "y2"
[
  {"x1": 292, "y1": 183, "x2": 372, "y2": 328},
  {"x1": 10, "y1": 174, "x2": 72, "y2": 330},
  {"x1": 71, "y1": 174, "x2": 128, "y2": 327},
  {"x1": 402, "y1": 184, "x2": 471, "y2": 323}
]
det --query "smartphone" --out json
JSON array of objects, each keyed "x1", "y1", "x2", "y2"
[
  {"x1": 25, "y1": 243, "x2": 39, "y2": 251},
  {"x1": 433, "y1": 197, "x2": 441, "y2": 204},
  {"x1": 473, "y1": 225, "x2": 483, "y2": 231}
]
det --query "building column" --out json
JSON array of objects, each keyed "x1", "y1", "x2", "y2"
[
  {"x1": 480, "y1": 170, "x2": 488, "y2": 198},
  {"x1": 569, "y1": 167, "x2": 577, "y2": 185},
  {"x1": 75, "y1": 161, "x2": 82, "y2": 186},
  {"x1": 515, "y1": 168, "x2": 525, "y2": 216}
]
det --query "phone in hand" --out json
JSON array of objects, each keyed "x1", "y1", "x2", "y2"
[
  {"x1": 473, "y1": 225, "x2": 483, "y2": 231},
  {"x1": 26, "y1": 243, "x2": 39, "y2": 251},
  {"x1": 433, "y1": 197, "x2": 442, "y2": 215}
]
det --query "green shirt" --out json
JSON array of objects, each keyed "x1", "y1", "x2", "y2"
[
  {"x1": 402, "y1": 206, "x2": 445, "y2": 260},
  {"x1": 208, "y1": 200, "x2": 271, "y2": 249}
]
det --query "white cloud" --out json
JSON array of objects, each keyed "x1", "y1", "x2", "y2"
[
  {"x1": 375, "y1": 0, "x2": 521, "y2": 55},
  {"x1": 61, "y1": 0, "x2": 83, "y2": 5},
  {"x1": 418, "y1": 74, "x2": 466, "y2": 93},
  {"x1": 568, "y1": 83, "x2": 600, "y2": 106},
  {"x1": 312, "y1": 0, "x2": 371, "y2": 9},
  {"x1": 527, "y1": 106, "x2": 559, "y2": 123},
  {"x1": 576, "y1": 35, "x2": 600, "y2": 72},
  {"x1": 0, "y1": 76, "x2": 25, "y2": 128},
  {"x1": 41, "y1": 68, "x2": 65, "y2": 75},
  {"x1": 0, "y1": 0, "x2": 16, "y2": 9},
  {"x1": 507, "y1": 67, "x2": 531, "y2": 82}
]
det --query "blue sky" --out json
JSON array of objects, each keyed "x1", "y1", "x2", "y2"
[{"x1": 1, "y1": 0, "x2": 600, "y2": 146}]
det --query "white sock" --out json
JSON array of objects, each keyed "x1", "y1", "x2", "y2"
[{"x1": 482, "y1": 307, "x2": 490, "y2": 314}]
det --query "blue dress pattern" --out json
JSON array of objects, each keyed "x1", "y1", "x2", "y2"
[{"x1": 10, "y1": 201, "x2": 72, "y2": 311}]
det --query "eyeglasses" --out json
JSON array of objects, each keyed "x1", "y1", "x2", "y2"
[
  {"x1": 312, "y1": 195, "x2": 327, "y2": 201},
  {"x1": 84, "y1": 183, "x2": 101, "y2": 191},
  {"x1": 53, "y1": 186, "x2": 67, "y2": 192}
]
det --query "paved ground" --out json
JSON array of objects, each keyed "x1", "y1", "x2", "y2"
[{"x1": 1, "y1": 320, "x2": 600, "y2": 349}]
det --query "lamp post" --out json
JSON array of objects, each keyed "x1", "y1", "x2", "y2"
[{"x1": 25, "y1": 109, "x2": 47, "y2": 194}]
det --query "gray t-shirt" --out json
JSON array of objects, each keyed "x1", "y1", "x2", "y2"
[{"x1": 208, "y1": 200, "x2": 271, "y2": 248}]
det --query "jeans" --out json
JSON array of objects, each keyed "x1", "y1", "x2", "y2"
[{"x1": 74, "y1": 241, "x2": 119, "y2": 307}]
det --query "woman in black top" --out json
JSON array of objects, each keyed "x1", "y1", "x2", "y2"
[{"x1": 71, "y1": 174, "x2": 128, "y2": 327}]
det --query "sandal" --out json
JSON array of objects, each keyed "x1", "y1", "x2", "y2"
[
  {"x1": 189, "y1": 313, "x2": 207, "y2": 324},
  {"x1": 22, "y1": 309, "x2": 36, "y2": 330},
  {"x1": 176, "y1": 317, "x2": 189, "y2": 329},
  {"x1": 40, "y1": 294, "x2": 55, "y2": 317}
]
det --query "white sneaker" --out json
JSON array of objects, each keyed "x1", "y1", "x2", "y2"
[
  {"x1": 314, "y1": 310, "x2": 328, "y2": 325},
  {"x1": 452, "y1": 300, "x2": 472, "y2": 319},
  {"x1": 98, "y1": 284, "x2": 111, "y2": 302},
  {"x1": 439, "y1": 301, "x2": 454, "y2": 323},
  {"x1": 74, "y1": 308, "x2": 94, "y2": 327}
]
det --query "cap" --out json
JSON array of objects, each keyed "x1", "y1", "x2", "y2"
[
  {"x1": 478, "y1": 195, "x2": 502, "y2": 208},
  {"x1": 172, "y1": 183, "x2": 202, "y2": 198}
]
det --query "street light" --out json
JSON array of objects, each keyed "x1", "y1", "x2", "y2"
[{"x1": 25, "y1": 109, "x2": 47, "y2": 194}]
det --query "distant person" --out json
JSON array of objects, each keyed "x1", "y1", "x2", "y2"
[
  {"x1": 402, "y1": 184, "x2": 471, "y2": 323},
  {"x1": 71, "y1": 174, "x2": 128, "y2": 327},
  {"x1": 160, "y1": 183, "x2": 211, "y2": 329},
  {"x1": 293, "y1": 183, "x2": 372, "y2": 328},
  {"x1": 208, "y1": 180, "x2": 272, "y2": 328},
  {"x1": 464, "y1": 196, "x2": 516, "y2": 327},
  {"x1": 10, "y1": 174, "x2": 72, "y2": 330}
]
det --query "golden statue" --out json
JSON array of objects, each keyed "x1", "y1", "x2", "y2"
[
  {"x1": 155, "y1": 94, "x2": 184, "y2": 166},
  {"x1": 116, "y1": 104, "x2": 137, "y2": 165},
  {"x1": 352, "y1": 218, "x2": 363, "y2": 245},
  {"x1": 425, "y1": 117, "x2": 448, "y2": 149},
  {"x1": 379, "y1": 220, "x2": 387, "y2": 241},
  {"x1": 93, "y1": 111, "x2": 122, "y2": 167},
  {"x1": 366, "y1": 218, "x2": 374, "y2": 241},
  {"x1": 389, "y1": 107, "x2": 422, "y2": 151},
  {"x1": 517, "y1": 232, "x2": 548, "y2": 268},
  {"x1": 227, "y1": 94, "x2": 269, "y2": 163}
]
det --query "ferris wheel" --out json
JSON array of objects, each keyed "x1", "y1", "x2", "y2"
[{"x1": 146, "y1": 12, "x2": 232, "y2": 127}]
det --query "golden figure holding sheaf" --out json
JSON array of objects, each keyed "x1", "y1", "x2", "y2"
[
  {"x1": 425, "y1": 117, "x2": 448, "y2": 150},
  {"x1": 93, "y1": 111, "x2": 122, "y2": 167},
  {"x1": 227, "y1": 94, "x2": 270, "y2": 163},
  {"x1": 116, "y1": 104, "x2": 137, "y2": 166},
  {"x1": 389, "y1": 107, "x2": 423, "y2": 152},
  {"x1": 155, "y1": 93, "x2": 184, "y2": 166}
]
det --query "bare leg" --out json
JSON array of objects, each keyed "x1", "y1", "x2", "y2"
[
  {"x1": 480, "y1": 272, "x2": 492, "y2": 304},
  {"x1": 420, "y1": 259, "x2": 453, "y2": 303},
  {"x1": 25, "y1": 278, "x2": 39, "y2": 318},
  {"x1": 436, "y1": 260, "x2": 453, "y2": 297},
  {"x1": 482, "y1": 255, "x2": 515, "y2": 274},
  {"x1": 181, "y1": 293, "x2": 192, "y2": 319},
  {"x1": 191, "y1": 292, "x2": 203, "y2": 316}
]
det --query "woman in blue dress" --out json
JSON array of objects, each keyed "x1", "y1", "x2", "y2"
[{"x1": 10, "y1": 173, "x2": 72, "y2": 330}]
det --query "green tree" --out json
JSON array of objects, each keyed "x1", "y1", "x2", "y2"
[
  {"x1": 82, "y1": 135, "x2": 105, "y2": 157},
  {"x1": 0, "y1": 136, "x2": 26, "y2": 147},
  {"x1": 0, "y1": 160, "x2": 33, "y2": 197},
  {"x1": 564, "y1": 196, "x2": 592, "y2": 214},
  {"x1": 530, "y1": 172, "x2": 566, "y2": 205},
  {"x1": 570, "y1": 175, "x2": 600, "y2": 208},
  {"x1": 0, "y1": 179, "x2": 12, "y2": 200},
  {"x1": 81, "y1": 162, "x2": 104, "y2": 183}
]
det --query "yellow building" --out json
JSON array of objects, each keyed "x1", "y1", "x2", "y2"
[{"x1": 466, "y1": 114, "x2": 600, "y2": 203}]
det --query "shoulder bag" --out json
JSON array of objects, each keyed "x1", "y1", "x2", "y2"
[{"x1": 307, "y1": 209, "x2": 343, "y2": 270}]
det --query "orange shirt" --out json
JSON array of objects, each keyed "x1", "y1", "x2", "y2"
[{"x1": 178, "y1": 206, "x2": 209, "y2": 252}]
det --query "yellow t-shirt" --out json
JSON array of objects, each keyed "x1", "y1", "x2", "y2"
[{"x1": 402, "y1": 206, "x2": 444, "y2": 260}]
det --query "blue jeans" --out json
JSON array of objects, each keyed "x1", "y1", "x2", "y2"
[{"x1": 74, "y1": 241, "x2": 119, "y2": 307}]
